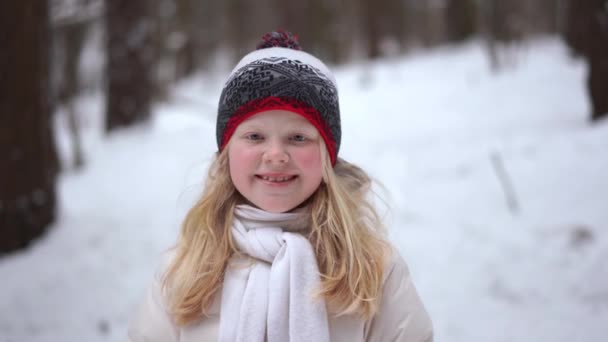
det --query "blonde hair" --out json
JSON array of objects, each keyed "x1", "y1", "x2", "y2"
[{"x1": 163, "y1": 141, "x2": 391, "y2": 326}]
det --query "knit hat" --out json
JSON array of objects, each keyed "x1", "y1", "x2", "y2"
[{"x1": 216, "y1": 30, "x2": 341, "y2": 165}]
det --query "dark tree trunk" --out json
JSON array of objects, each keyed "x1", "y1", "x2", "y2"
[
  {"x1": 226, "y1": 0, "x2": 250, "y2": 63},
  {"x1": 589, "y1": 59, "x2": 608, "y2": 121},
  {"x1": 479, "y1": 0, "x2": 524, "y2": 71},
  {"x1": 389, "y1": 0, "x2": 408, "y2": 53},
  {"x1": 565, "y1": 0, "x2": 608, "y2": 122},
  {"x1": 0, "y1": 1, "x2": 59, "y2": 254},
  {"x1": 361, "y1": 0, "x2": 382, "y2": 59},
  {"x1": 420, "y1": 1, "x2": 446, "y2": 48},
  {"x1": 105, "y1": 0, "x2": 155, "y2": 132},
  {"x1": 446, "y1": 0, "x2": 477, "y2": 43},
  {"x1": 195, "y1": 0, "x2": 220, "y2": 70},
  {"x1": 309, "y1": 0, "x2": 331, "y2": 61},
  {"x1": 274, "y1": 0, "x2": 307, "y2": 37},
  {"x1": 532, "y1": 0, "x2": 561, "y2": 34},
  {"x1": 172, "y1": 0, "x2": 200, "y2": 80}
]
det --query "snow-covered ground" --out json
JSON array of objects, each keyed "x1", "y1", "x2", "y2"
[{"x1": 1, "y1": 37, "x2": 607, "y2": 342}]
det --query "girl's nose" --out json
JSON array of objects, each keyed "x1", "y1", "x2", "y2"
[{"x1": 263, "y1": 141, "x2": 289, "y2": 164}]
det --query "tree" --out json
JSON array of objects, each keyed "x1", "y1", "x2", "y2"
[
  {"x1": 194, "y1": 0, "x2": 221, "y2": 70},
  {"x1": 403, "y1": 0, "x2": 446, "y2": 49},
  {"x1": 564, "y1": 0, "x2": 608, "y2": 122},
  {"x1": 360, "y1": 0, "x2": 383, "y2": 58},
  {"x1": 308, "y1": 0, "x2": 339, "y2": 63},
  {"x1": 225, "y1": 0, "x2": 250, "y2": 63},
  {"x1": 274, "y1": 0, "x2": 306, "y2": 39},
  {"x1": 478, "y1": 0, "x2": 526, "y2": 71},
  {"x1": 362, "y1": 0, "x2": 409, "y2": 55},
  {"x1": 0, "y1": 1, "x2": 59, "y2": 253},
  {"x1": 445, "y1": 0, "x2": 477, "y2": 43},
  {"x1": 105, "y1": 0, "x2": 155, "y2": 132}
]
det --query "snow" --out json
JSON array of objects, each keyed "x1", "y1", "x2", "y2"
[{"x1": 2, "y1": 37, "x2": 607, "y2": 342}]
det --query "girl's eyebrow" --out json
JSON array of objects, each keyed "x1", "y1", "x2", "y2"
[
  {"x1": 285, "y1": 120, "x2": 316, "y2": 130},
  {"x1": 237, "y1": 123, "x2": 263, "y2": 131},
  {"x1": 288, "y1": 127, "x2": 318, "y2": 135}
]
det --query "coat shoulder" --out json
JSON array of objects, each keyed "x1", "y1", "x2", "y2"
[{"x1": 366, "y1": 245, "x2": 434, "y2": 341}]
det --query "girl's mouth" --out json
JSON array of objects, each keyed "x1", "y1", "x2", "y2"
[{"x1": 256, "y1": 175, "x2": 297, "y2": 183}]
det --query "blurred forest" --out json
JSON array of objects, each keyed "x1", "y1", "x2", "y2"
[{"x1": 1, "y1": 0, "x2": 607, "y2": 253}]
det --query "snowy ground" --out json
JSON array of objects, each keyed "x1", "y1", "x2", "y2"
[{"x1": 1, "y1": 37, "x2": 607, "y2": 342}]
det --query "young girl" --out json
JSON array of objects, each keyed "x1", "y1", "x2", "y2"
[{"x1": 128, "y1": 30, "x2": 433, "y2": 342}]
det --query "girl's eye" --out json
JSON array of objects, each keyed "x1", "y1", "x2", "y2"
[
  {"x1": 246, "y1": 133, "x2": 263, "y2": 141},
  {"x1": 290, "y1": 134, "x2": 307, "y2": 142}
]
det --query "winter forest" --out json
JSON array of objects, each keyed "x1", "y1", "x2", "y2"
[{"x1": 1, "y1": 0, "x2": 608, "y2": 341}]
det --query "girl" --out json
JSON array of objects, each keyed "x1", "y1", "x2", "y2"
[{"x1": 128, "y1": 30, "x2": 433, "y2": 342}]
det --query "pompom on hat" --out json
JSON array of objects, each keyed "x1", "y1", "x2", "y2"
[{"x1": 216, "y1": 30, "x2": 341, "y2": 165}]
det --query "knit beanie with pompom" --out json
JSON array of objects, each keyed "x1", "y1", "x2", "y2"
[{"x1": 216, "y1": 30, "x2": 341, "y2": 165}]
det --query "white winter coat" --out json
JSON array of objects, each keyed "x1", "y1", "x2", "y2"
[{"x1": 128, "y1": 251, "x2": 433, "y2": 342}]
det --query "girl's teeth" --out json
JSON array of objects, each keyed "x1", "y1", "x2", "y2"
[{"x1": 262, "y1": 176, "x2": 292, "y2": 182}]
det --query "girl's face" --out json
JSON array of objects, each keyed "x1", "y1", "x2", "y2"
[{"x1": 227, "y1": 110, "x2": 324, "y2": 213}]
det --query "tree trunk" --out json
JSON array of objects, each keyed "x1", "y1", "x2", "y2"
[
  {"x1": 390, "y1": 0, "x2": 408, "y2": 53},
  {"x1": 0, "y1": 1, "x2": 59, "y2": 254},
  {"x1": 445, "y1": 0, "x2": 477, "y2": 43},
  {"x1": 565, "y1": 0, "x2": 608, "y2": 122},
  {"x1": 171, "y1": 0, "x2": 198, "y2": 80},
  {"x1": 479, "y1": 0, "x2": 502, "y2": 71},
  {"x1": 195, "y1": 0, "x2": 220, "y2": 70},
  {"x1": 274, "y1": 0, "x2": 310, "y2": 42},
  {"x1": 421, "y1": 1, "x2": 446, "y2": 48},
  {"x1": 105, "y1": 0, "x2": 155, "y2": 132},
  {"x1": 226, "y1": 0, "x2": 250, "y2": 63},
  {"x1": 361, "y1": 0, "x2": 382, "y2": 58}
]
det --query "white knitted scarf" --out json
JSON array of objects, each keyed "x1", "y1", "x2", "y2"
[{"x1": 218, "y1": 205, "x2": 330, "y2": 342}]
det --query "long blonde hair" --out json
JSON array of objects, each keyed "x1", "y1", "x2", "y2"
[{"x1": 163, "y1": 142, "x2": 391, "y2": 325}]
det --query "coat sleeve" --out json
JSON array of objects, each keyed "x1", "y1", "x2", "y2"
[
  {"x1": 364, "y1": 251, "x2": 434, "y2": 342},
  {"x1": 128, "y1": 266, "x2": 179, "y2": 341}
]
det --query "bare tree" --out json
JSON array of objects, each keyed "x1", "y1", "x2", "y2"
[
  {"x1": 194, "y1": 0, "x2": 221, "y2": 70},
  {"x1": 225, "y1": 0, "x2": 251, "y2": 63},
  {"x1": 105, "y1": 0, "x2": 156, "y2": 132},
  {"x1": 360, "y1": 0, "x2": 383, "y2": 58},
  {"x1": 387, "y1": 0, "x2": 409, "y2": 53},
  {"x1": 185, "y1": 0, "x2": 217, "y2": 72},
  {"x1": 445, "y1": 0, "x2": 477, "y2": 43},
  {"x1": 307, "y1": 0, "x2": 337, "y2": 62},
  {"x1": 0, "y1": 1, "x2": 59, "y2": 253},
  {"x1": 564, "y1": 0, "x2": 608, "y2": 122},
  {"x1": 157, "y1": 0, "x2": 209, "y2": 81},
  {"x1": 528, "y1": 0, "x2": 562, "y2": 34},
  {"x1": 478, "y1": 0, "x2": 527, "y2": 71},
  {"x1": 273, "y1": 0, "x2": 311, "y2": 40},
  {"x1": 402, "y1": 0, "x2": 446, "y2": 49}
]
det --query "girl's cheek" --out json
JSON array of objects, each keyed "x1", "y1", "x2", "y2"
[
  {"x1": 229, "y1": 144, "x2": 258, "y2": 170},
  {"x1": 232, "y1": 142, "x2": 260, "y2": 159},
  {"x1": 293, "y1": 146, "x2": 322, "y2": 167},
  {"x1": 243, "y1": 147, "x2": 263, "y2": 161}
]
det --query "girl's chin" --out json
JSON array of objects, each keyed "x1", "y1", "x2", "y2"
[
  {"x1": 256, "y1": 203, "x2": 296, "y2": 213},
  {"x1": 240, "y1": 199, "x2": 299, "y2": 213}
]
